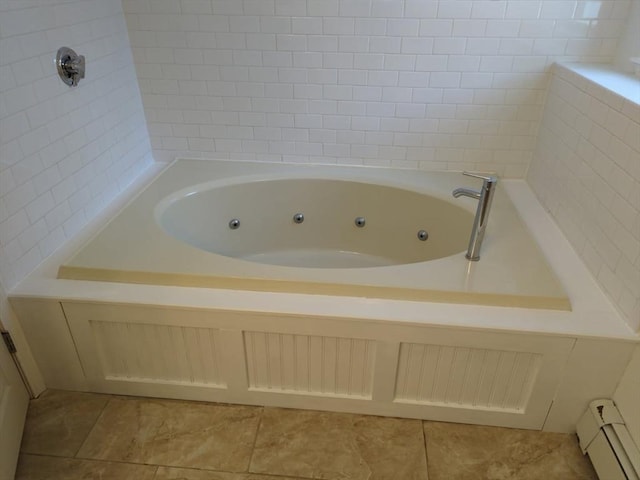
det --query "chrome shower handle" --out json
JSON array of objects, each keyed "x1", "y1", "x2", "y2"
[{"x1": 56, "y1": 46, "x2": 85, "y2": 87}]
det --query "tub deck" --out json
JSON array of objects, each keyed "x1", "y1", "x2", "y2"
[{"x1": 57, "y1": 159, "x2": 570, "y2": 311}]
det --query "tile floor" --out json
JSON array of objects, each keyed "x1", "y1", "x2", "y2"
[{"x1": 15, "y1": 390, "x2": 598, "y2": 480}]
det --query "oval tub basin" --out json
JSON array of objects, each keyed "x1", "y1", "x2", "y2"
[{"x1": 156, "y1": 178, "x2": 473, "y2": 268}]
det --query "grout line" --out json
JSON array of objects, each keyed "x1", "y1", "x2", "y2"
[
  {"x1": 247, "y1": 405, "x2": 266, "y2": 474},
  {"x1": 421, "y1": 420, "x2": 431, "y2": 480},
  {"x1": 72, "y1": 393, "x2": 113, "y2": 459}
]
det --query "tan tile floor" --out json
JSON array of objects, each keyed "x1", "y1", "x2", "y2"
[{"x1": 15, "y1": 390, "x2": 599, "y2": 480}]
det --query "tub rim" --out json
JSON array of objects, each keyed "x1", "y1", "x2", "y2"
[{"x1": 8, "y1": 158, "x2": 637, "y2": 340}]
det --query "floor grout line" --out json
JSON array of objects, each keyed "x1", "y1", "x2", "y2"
[
  {"x1": 72, "y1": 392, "x2": 112, "y2": 459},
  {"x1": 247, "y1": 405, "x2": 266, "y2": 474},
  {"x1": 421, "y1": 420, "x2": 431, "y2": 480}
]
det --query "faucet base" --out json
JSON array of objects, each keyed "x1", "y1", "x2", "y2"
[{"x1": 465, "y1": 253, "x2": 480, "y2": 261}]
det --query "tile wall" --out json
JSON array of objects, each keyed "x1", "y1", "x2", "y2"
[
  {"x1": 528, "y1": 64, "x2": 639, "y2": 331},
  {"x1": 0, "y1": 0, "x2": 153, "y2": 290},
  {"x1": 123, "y1": 0, "x2": 631, "y2": 174}
]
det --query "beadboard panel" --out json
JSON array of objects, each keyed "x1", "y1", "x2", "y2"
[
  {"x1": 90, "y1": 320, "x2": 225, "y2": 387},
  {"x1": 244, "y1": 331, "x2": 376, "y2": 398},
  {"x1": 59, "y1": 301, "x2": 580, "y2": 429},
  {"x1": 395, "y1": 343, "x2": 540, "y2": 412}
]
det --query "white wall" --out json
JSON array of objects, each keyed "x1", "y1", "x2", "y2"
[
  {"x1": 123, "y1": 0, "x2": 631, "y2": 176},
  {"x1": 0, "y1": 0, "x2": 153, "y2": 292},
  {"x1": 613, "y1": 345, "x2": 640, "y2": 453},
  {"x1": 615, "y1": 0, "x2": 640, "y2": 73},
  {"x1": 527, "y1": 64, "x2": 639, "y2": 331}
]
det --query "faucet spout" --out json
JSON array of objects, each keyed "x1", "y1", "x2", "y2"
[
  {"x1": 452, "y1": 172, "x2": 498, "y2": 261},
  {"x1": 452, "y1": 187, "x2": 481, "y2": 200}
]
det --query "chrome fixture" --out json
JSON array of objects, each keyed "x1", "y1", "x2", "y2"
[
  {"x1": 293, "y1": 213, "x2": 304, "y2": 224},
  {"x1": 452, "y1": 171, "x2": 498, "y2": 261},
  {"x1": 354, "y1": 217, "x2": 366, "y2": 227},
  {"x1": 228, "y1": 218, "x2": 240, "y2": 229},
  {"x1": 417, "y1": 230, "x2": 429, "y2": 241},
  {"x1": 56, "y1": 47, "x2": 85, "y2": 87}
]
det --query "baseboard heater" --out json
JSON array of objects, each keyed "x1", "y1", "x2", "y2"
[{"x1": 577, "y1": 399, "x2": 640, "y2": 480}]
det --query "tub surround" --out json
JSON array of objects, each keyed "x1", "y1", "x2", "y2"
[
  {"x1": 57, "y1": 159, "x2": 570, "y2": 310},
  {"x1": 9, "y1": 159, "x2": 638, "y2": 434},
  {"x1": 528, "y1": 63, "x2": 640, "y2": 331},
  {"x1": 122, "y1": 0, "x2": 633, "y2": 175}
]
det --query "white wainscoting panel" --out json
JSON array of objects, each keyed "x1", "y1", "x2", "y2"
[
  {"x1": 90, "y1": 320, "x2": 225, "y2": 387},
  {"x1": 395, "y1": 343, "x2": 541, "y2": 412},
  {"x1": 244, "y1": 331, "x2": 376, "y2": 399}
]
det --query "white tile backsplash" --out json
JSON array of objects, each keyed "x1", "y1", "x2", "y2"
[
  {"x1": 0, "y1": 0, "x2": 152, "y2": 291},
  {"x1": 528, "y1": 63, "x2": 640, "y2": 331},
  {"x1": 122, "y1": 0, "x2": 633, "y2": 171}
]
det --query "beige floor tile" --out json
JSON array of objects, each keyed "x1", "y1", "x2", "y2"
[
  {"x1": 76, "y1": 397, "x2": 262, "y2": 472},
  {"x1": 250, "y1": 407, "x2": 429, "y2": 480},
  {"x1": 155, "y1": 466, "x2": 308, "y2": 479},
  {"x1": 20, "y1": 389, "x2": 110, "y2": 457},
  {"x1": 423, "y1": 421, "x2": 598, "y2": 480},
  {"x1": 15, "y1": 454, "x2": 157, "y2": 480}
]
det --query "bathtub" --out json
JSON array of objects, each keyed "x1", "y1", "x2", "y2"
[
  {"x1": 9, "y1": 159, "x2": 637, "y2": 433},
  {"x1": 57, "y1": 159, "x2": 569, "y2": 310}
]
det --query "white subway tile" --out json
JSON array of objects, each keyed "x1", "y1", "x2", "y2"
[
  {"x1": 275, "y1": 0, "x2": 306, "y2": 16},
  {"x1": 351, "y1": 87, "x2": 381, "y2": 102},
  {"x1": 429, "y1": 72, "x2": 461, "y2": 88},
  {"x1": 415, "y1": 55, "x2": 448, "y2": 71},
  {"x1": 324, "y1": 115, "x2": 351, "y2": 129},
  {"x1": 340, "y1": 0, "x2": 372, "y2": 17},
  {"x1": 388, "y1": 19, "x2": 419, "y2": 36},
  {"x1": 540, "y1": 1, "x2": 577, "y2": 19},
  {"x1": 506, "y1": 1, "x2": 542, "y2": 19},
  {"x1": 398, "y1": 72, "x2": 429, "y2": 87},
  {"x1": 371, "y1": 0, "x2": 403, "y2": 18},
  {"x1": 338, "y1": 36, "x2": 369, "y2": 53},
  {"x1": 276, "y1": 34, "x2": 308, "y2": 51},
  {"x1": 366, "y1": 101, "x2": 395, "y2": 116},
  {"x1": 324, "y1": 53, "x2": 354, "y2": 69},
  {"x1": 396, "y1": 103, "x2": 426, "y2": 118},
  {"x1": 309, "y1": 100, "x2": 338, "y2": 114},
  {"x1": 308, "y1": 0, "x2": 339, "y2": 16},
  {"x1": 181, "y1": 0, "x2": 212, "y2": 14},
  {"x1": 369, "y1": 36, "x2": 401, "y2": 53},
  {"x1": 243, "y1": 0, "x2": 275, "y2": 15},
  {"x1": 292, "y1": 17, "x2": 322, "y2": 34},
  {"x1": 472, "y1": 1, "x2": 507, "y2": 19},
  {"x1": 260, "y1": 16, "x2": 291, "y2": 33},
  {"x1": 247, "y1": 34, "x2": 278, "y2": 50},
  {"x1": 338, "y1": 70, "x2": 368, "y2": 86},
  {"x1": 282, "y1": 128, "x2": 309, "y2": 141},
  {"x1": 433, "y1": 37, "x2": 467, "y2": 54},
  {"x1": 354, "y1": 53, "x2": 384, "y2": 70},
  {"x1": 401, "y1": 38, "x2": 433, "y2": 54},
  {"x1": 384, "y1": 54, "x2": 416, "y2": 71},
  {"x1": 453, "y1": 19, "x2": 487, "y2": 37},
  {"x1": 437, "y1": 1, "x2": 473, "y2": 19},
  {"x1": 404, "y1": 0, "x2": 438, "y2": 18},
  {"x1": 412, "y1": 87, "x2": 444, "y2": 103}
]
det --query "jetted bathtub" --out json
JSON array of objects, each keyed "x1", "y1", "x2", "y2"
[
  {"x1": 58, "y1": 159, "x2": 569, "y2": 310},
  {"x1": 10, "y1": 158, "x2": 637, "y2": 433}
]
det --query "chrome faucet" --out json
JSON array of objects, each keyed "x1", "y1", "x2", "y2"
[{"x1": 452, "y1": 171, "x2": 498, "y2": 261}]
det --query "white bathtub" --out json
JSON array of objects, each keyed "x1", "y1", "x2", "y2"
[
  {"x1": 58, "y1": 159, "x2": 569, "y2": 310},
  {"x1": 10, "y1": 159, "x2": 637, "y2": 433}
]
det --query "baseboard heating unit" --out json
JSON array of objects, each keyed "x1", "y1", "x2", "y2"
[{"x1": 577, "y1": 399, "x2": 640, "y2": 480}]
